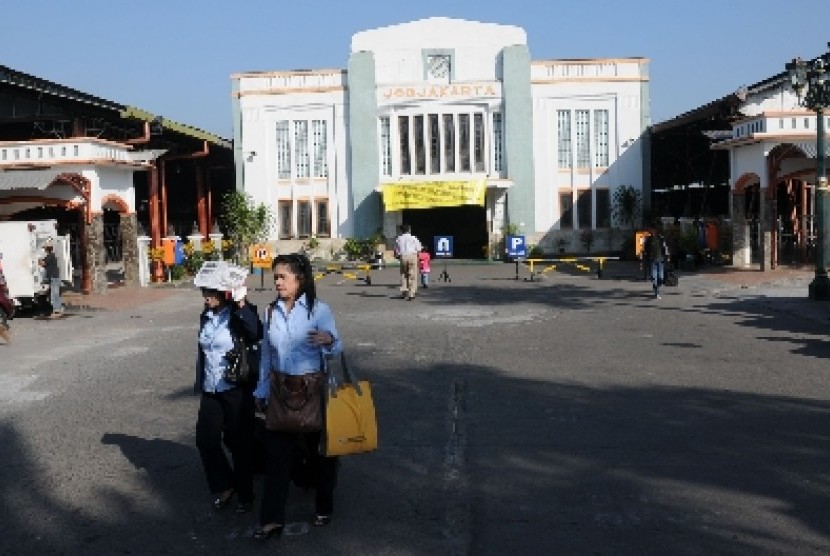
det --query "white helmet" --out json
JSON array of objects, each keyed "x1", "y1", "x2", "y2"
[{"x1": 193, "y1": 261, "x2": 248, "y2": 292}]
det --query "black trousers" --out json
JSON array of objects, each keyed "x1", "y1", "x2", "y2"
[
  {"x1": 196, "y1": 387, "x2": 255, "y2": 504},
  {"x1": 259, "y1": 430, "x2": 338, "y2": 525}
]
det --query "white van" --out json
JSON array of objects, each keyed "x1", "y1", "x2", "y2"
[{"x1": 0, "y1": 220, "x2": 72, "y2": 311}]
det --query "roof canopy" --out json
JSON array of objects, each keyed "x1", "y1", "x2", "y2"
[{"x1": 0, "y1": 64, "x2": 231, "y2": 155}]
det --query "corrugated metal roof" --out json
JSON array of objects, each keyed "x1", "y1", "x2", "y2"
[
  {"x1": 0, "y1": 168, "x2": 66, "y2": 190},
  {"x1": 0, "y1": 64, "x2": 231, "y2": 147}
]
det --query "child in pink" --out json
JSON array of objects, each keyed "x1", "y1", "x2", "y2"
[{"x1": 417, "y1": 247, "x2": 431, "y2": 289}]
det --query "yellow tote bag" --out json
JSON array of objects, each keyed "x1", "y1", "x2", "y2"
[{"x1": 323, "y1": 354, "x2": 378, "y2": 456}]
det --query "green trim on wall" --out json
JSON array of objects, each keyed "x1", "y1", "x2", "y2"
[
  {"x1": 502, "y1": 45, "x2": 535, "y2": 233},
  {"x1": 120, "y1": 106, "x2": 231, "y2": 147},
  {"x1": 347, "y1": 51, "x2": 381, "y2": 239}
]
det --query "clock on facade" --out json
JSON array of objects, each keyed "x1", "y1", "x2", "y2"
[{"x1": 428, "y1": 55, "x2": 451, "y2": 79}]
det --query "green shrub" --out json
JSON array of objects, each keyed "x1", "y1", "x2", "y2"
[
  {"x1": 185, "y1": 251, "x2": 205, "y2": 274},
  {"x1": 343, "y1": 238, "x2": 375, "y2": 260},
  {"x1": 169, "y1": 264, "x2": 187, "y2": 281}
]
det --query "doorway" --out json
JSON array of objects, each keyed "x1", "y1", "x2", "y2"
[{"x1": 403, "y1": 205, "x2": 487, "y2": 259}]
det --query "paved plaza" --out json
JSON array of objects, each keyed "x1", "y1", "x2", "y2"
[{"x1": 1, "y1": 261, "x2": 829, "y2": 555}]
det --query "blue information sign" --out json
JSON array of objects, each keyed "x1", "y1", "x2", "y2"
[
  {"x1": 506, "y1": 235, "x2": 527, "y2": 259},
  {"x1": 434, "y1": 235, "x2": 454, "y2": 258}
]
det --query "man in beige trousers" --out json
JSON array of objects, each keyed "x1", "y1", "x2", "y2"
[{"x1": 395, "y1": 224, "x2": 422, "y2": 301}]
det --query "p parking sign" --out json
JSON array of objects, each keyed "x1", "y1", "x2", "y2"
[
  {"x1": 506, "y1": 235, "x2": 526, "y2": 259},
  {"x1": 249, "y1": 243, "x2": 273, "y2": 269}
]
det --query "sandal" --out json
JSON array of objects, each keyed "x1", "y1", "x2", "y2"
[
  {"x1": 312, "y1": 514, "x2": 332, "y2": 527},
  {"x1": 253, "y1": 523, "x2": 283, "y2": 541},
  {"x1": 212, "y1": 489, "x2": 235, "y2": 510}
]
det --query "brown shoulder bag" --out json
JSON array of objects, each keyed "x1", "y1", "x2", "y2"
[{"x1": 265, "y1": 371, "x2": 325, "y2": 433}]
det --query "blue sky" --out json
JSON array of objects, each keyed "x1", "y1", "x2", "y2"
[{"x1": 2, "y1": 0, "x2": 828, "y2": 138}]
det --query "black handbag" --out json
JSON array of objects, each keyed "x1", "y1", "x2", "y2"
[{"x1": 223, "y1": 334, "x2": 251, "y2": 384}]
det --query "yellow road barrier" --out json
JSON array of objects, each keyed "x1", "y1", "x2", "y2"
[
  {"x1": 519, "y1": 256, "x2": 619, "y2": 281},
  {"x1": 315, "y1": 262, "x2": 373, "y2": 285}
]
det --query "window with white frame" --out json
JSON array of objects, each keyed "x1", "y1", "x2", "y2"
[
  {"x1": 384, "y1": 110, "x2": 498, "y2": 178},
  {"x1": 399, "y1": 116, "x2": 411, "y2": 175},
  {"x1": 294, "y1": 121, "x2": 309, "y2": 178},
  {"x1": 278, "y1": 201, "x2": 292, "y2": 238},
  {"x1": 459, "y1": 113, "x2": 471, "y2": 172},
  {"x1": 593, "y1": 109, "x2": 609, "y2": 167},
  {"x1": 380, "y1": 117, "x2": 392, "y2": 176},
  {"x1": 575, "y1": 110, "x2": 590, "y2": 168},
  {"x1": 596, "y1": 189, "x2": 610, "y2": 228},
  {"x1": 276, "y1": 120, "x2": 291, "y2": 179},
  {"x1": 429, "y1": 114, "x2": 440, "y2": 174},
  {"x1": 557, "y1": 110, "x2": 571, "y2": 169},
  {"x1": 443, "y1": 114, "x2": 455, "y2": 172},
  {"x1": 297, "y1": 201, "x2": 311, "y2": 237},
  {"x1": 577, "y1": 189, "x2": 592, "y2": 229},
  {"x1": 413, "y1": 115, "x2": 426, "y2": 175},
  {"x1": 492, "y1": 112, "x2": 503, "y2": 173},
  {"x1": 312, "y1": 120, "x2": 328, "y2": 178},
  {"x1": 559, "y1": 192, "x2": 573, "y2": 229},
  {"x1": 316, "y1": 200, "x2": 330, "y2": 237},
  {"x1": 473, "y1": 113, "x2": 485, "y2": 172}
]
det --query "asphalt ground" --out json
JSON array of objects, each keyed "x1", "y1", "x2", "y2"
[{"x1": 1, "y1": 261, "x2": 830, "y2": 555}]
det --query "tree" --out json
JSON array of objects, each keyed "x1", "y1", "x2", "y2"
[
  {"x1": 220, "y1": 191, "x2": 275, "y2": 264},
  {"x1": 612, "y1": 185, "x2": 642, "y2": 230}
]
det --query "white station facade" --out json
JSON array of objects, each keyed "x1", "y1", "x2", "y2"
[{"x1": 232, "y1": 17, "x2": 649, "y2": 257}]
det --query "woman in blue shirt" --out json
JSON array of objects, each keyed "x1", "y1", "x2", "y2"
[
  {"x1": 195, "y1": 284, "x2": 262, "y2": 514},
  {"x1": 253, "y1": 253, "x2": 342, "y2": 541}
]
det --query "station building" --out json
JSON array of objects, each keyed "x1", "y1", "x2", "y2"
[{"x1": 233, "y1": 17, "x2": 650, "y2": 258}]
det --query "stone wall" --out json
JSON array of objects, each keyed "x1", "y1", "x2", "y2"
[
  {"x1": 121, "y1": 214, "x2": 139, "y2": 287},
  {"x1": 86, "y1": 214, "x2": 107, "y2": 294},
  {"x1": 731, "y1": 192, "x2": 750, "y2": 267}
]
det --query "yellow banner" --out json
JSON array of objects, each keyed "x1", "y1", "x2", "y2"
[{"x1": 381, "y1": 180, "x2": 486, "y2": 211}]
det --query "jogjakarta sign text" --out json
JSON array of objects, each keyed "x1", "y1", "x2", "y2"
[{"x1": 380, "y1": 83, "x2": 500, "y2": 103}]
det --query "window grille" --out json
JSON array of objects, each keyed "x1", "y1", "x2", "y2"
[
  {"x1": 294, "y1": 121, "x2": 309, "y2": 178},
  {"x1": 593, "y1": 110, "x2": 609, "y2": 167},
  {"x1": 276, "y1": 120, "x2": 291, "y2": 179},
  {"x1": 557, "y1": 110, "x2": 572, "y2": 169},
  {"x1": 493, "y1": 112, "x2": 504, "y2": 173},
  {"x1": 575, "y1": 110, "x2": 590, "y2": 168},
  {"x1": 312, "y1": 120, "x2": 328, "y2": 178}
]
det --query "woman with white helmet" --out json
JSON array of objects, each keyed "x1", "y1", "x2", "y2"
[{"x1": 193, "y1": 262, "x2": 263, "y2": 513}]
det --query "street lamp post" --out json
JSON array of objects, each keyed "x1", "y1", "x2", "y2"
[{"x1": 787, "y1": 46, "x2": 830, "y2": 300}]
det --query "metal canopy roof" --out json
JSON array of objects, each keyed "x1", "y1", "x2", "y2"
[{"x1": 0, "y1": 64, "x2": 230, "y2": 150}]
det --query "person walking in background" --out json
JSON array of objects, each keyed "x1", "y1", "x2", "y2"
[
  {"x1": 395, "y1": 224, "x2": 422, "y2": 300},
  {"x1": 39, "y1": 242, "x2": 62, "y2": 318},
  {"x1": 418, "y1": 246, "x2": 431, "y2": 289},
  {"x1": 194, "y1": 269, "x2": 263, "y2": 515},
  {"x1": 253, "y1": 253, "x2": 342, "y2": 541},
  {"x1": 644, "y1": 224, "x2": 669, "y2": 299},
  {"x1": 0, "y1": 256, "x2": 12, "y2": 343}
]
